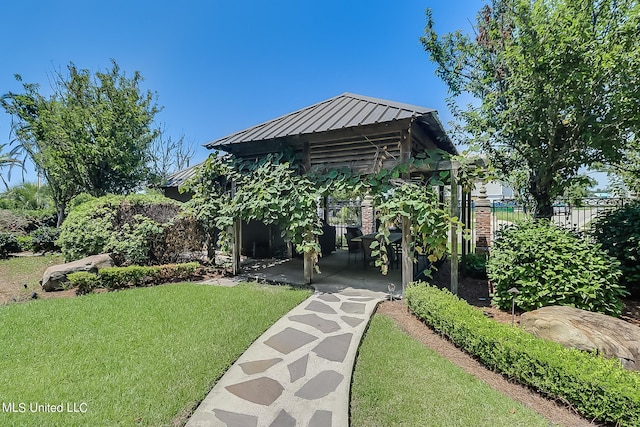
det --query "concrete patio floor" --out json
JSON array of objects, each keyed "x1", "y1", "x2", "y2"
[{"x1": 239, "y1": 249, "x2": 405, "y2": 296}]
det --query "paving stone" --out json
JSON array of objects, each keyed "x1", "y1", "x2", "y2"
[
  {"x1": 239, "y1": 358, "x2": 282, "y2": 375},
  {"x1": 312, "y1": 333, "x2": 353, "y2": 362},
  {"x1": 347, "y1": 297, "x2": 374, "y2": 302},
  {"x1": 305, "y1": 300, "x2": 337, "y2": 314},
  {"x1": 287, "y1": 354, "x2": 308, "y2": 383},
  {"x1": 341, "y1": 316, "x2": 364, "y2": 327},
  {"x1": 213, "y1": 409, "x2": 258, "y2": 427},
  {"x1": 317, "y1": 293, "x2": 340, "y2": 302},
  {"x1": 340, "y1": 302, "x2": 365, "y2": 314},
  {"x1": 264, "y1": 327, "x2": 318, "y2": 354},
  {"x1": 308, "y1": 410, "x2": 332, "y2": 427},
  {"x1": 294, "y1": 370, "x2": 344, "y2": 400},
  {"x1": 225, "y1": 377, "x2": 284, "y2": 406},
  {"x1": 269, "y1": 409, "x2": 296, "y2": 427},
  {"x1": 289, "y1": 313, "x2": 340, "y2": 333}
]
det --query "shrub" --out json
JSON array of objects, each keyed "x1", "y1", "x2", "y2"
[
  {"x1": 0, "y1": 232, "x2": 21, "y2": 258},
  {"x1": 30, "y1": 226, "x2": 60, "y2": 253},
  {"x1": 69, "y1": 262, "x2": 200, "y2": 294},
  {"x1": 463, "y1": 252, "x2": 487, "y2": 279},
  {"x1": 487, "y1": 220, "x2": 626, "y2": 316},
  {"x1": 405, "y1": 283, "x2": 640, "y2": 427},
  {"x1": 590, "y1": 202, "x2": 640, "y2": 296},
  {"x1": 67, "y1": 272, "x2": 100, "y2": 295},
  {"x1": 16, "y1": 235, "x2": 34, "y2": 252},
  {"x1": 57, "y1": 194, "x2": 205, "y2": 266},
  {"x1": 99, "y1": 266, "x2": 159, "y2": 289}
]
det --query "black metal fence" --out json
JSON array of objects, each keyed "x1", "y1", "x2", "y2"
[
  {"x1": 326, "y1": 198, "x2": 362, "y2": 249},
  {"x1": 491, "y1": 197, "x2": 631, "y2": 237}
]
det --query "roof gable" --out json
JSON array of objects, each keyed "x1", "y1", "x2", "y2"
[{"x1": 205, "y1": 92, "x2": 436, "y2": 149}]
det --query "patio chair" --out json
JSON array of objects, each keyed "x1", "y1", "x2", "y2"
[{"x1": 345, "y1": 232, "x2": 362, "y2": 264}]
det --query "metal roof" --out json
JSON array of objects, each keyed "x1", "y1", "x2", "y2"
[
  {"x1": 205, "y1": 92, "x2": 437, "y2": 149},
  {"x1": 163, "y1": 161, "x2": 202, "y2": 188}
]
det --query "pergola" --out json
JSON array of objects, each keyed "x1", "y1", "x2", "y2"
[
  {"x1": 208, "y1": 92, "x2": 465, "y2": 291},
  {"x1": 168, "y1": 92, "x2": 466, "y2": 292}
]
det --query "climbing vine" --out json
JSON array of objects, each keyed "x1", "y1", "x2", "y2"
[
  {"x1": 184, "y1": 148, "x2": 487, "y2": 275},
  {"x1": 374, "y1": 181, "x2": 460, "y2": 276}
]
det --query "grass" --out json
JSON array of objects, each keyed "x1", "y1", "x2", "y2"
[
  {"x1": 350, "y1": 315, "x2": 551, "y2": 427},
  {"x1": 0, "y1": 254, "x2": 63, "y2": 291},
  {"x1": 0, "y1": 282, "x2": 310, "y2": 426}
]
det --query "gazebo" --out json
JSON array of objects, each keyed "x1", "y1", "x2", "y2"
[{"x1": 165, "y1": 92, "x2": 466, "y2": 292}]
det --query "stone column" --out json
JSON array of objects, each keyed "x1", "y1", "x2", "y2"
[
  {"x1": 475, "y1": 185, "x2": 491, "y2": 254},
  {"x1": 360, "y1": 194, "x2": 375, "y2": 234}
]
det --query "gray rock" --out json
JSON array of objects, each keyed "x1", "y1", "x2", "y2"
[
  {"x1": 42, "y1": 254, "x2": 113, "y2": 292},
  {"x1": 521, "y1": 305, "x2": 640, "y2": 371}
]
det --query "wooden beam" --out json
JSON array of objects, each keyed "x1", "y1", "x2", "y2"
[
  {"x1": 400, "y1": 127, "x2": 413, "y2": 291},
  {"x1": 303, "y1": 252, "x2": 313, "y2": 285},
  {"x1": 401, "y1": 216, "x2": 413, "y2": 290},
  {"x1": 231, "y1": 217, "x2": 241, "y2": 275},
  {"x1": 450, "y1": 168, "x2": 459, "y2": 295}
]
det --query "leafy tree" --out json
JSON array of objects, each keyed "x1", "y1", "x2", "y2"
[
  {"x1": 422, "y1": 0, "x2": 640, "y2": 218},
  {"x1": 0, "y1": 142, "x2": 22, "y2": 189},
  {"x1": 1, "y1": 60, "x2": 160, "y2": 226},
  {"x1": 0, "y1": 182, "x2": 52, "y2": 211}
]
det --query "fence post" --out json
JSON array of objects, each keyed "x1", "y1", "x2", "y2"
[{"x1": 475, "y1": 185, "x2": 491, "y2": 254}]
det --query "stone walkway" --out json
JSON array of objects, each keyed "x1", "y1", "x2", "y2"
[{"x1": 186, "y1": 289, "x2": 383, "y2": 427}]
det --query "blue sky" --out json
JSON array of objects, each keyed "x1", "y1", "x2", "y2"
[
  {"x1": 0, "y1": 0, "x2": 483, "y2": 185},
  {"x1": 0, "y1": 0, "x2": 606, "y2": 188}
]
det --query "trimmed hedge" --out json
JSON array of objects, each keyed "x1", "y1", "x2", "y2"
[
  {"x1": 68, "y1": 262, "x2": 199, "y2": 295},
  {"x1": 405, "y1": 283, "x2": 640, "y2": 427}
]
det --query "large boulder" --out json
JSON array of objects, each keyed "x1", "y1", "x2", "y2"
[
  {"x1": 42, "y1": 254, "x2": 114, "y2": 292},
  {"x1": 521, "y1": 305, "x2": 640, "y2": 371}
]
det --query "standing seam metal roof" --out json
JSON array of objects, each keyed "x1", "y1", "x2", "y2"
[{"x1": 205, "y1": 92, "x2": 436, "y2": 149}]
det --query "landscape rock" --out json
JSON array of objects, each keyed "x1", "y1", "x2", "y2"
[
  {"x1": 521, "y1": 305, "x2": 640, "y2": 371},
  {"x1": 41, "y1": 254, "x2": 113, "y2": 292}
]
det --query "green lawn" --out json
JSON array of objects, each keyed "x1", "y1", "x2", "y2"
[
  {"x1": 0, "y1": 282, "x2": 310, "y2": 426},
  {"x1": 0, "y1": 254, "x2": 63, "y2": 292},
  {"x1": 351, "y1": 315, "x2": 551, "y2": 427}
]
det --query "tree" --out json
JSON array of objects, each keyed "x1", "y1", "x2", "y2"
[
  {"x1": 0, "y1": 142, "x2": 22, "y2": 189},
  {"x1": 604, "y1": 139, "x2": 640, "y2": 197},
  {"x1": 1, "y1": 60, "x2": 161, "y2": 226},
  {"x1": 422, "y1": 0, "x2": 640, "y2": 218},
  {"x1": 148, "y1": 125, "x2": 196, "y2": 186}
]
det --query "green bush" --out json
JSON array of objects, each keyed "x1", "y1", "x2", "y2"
[
  {"x1": 16, "y1": 235, "x2": 34, "y2": 252},
  {"x1": 590, "y1": 202, "x2": 640, "y2": 296},
  {"x1": 68, "y1": 262, "x2": 200, "y2": 294},
  {"x1": 463, "y1": 252, "x2": 487, "y2": 279},
  {"x1": 487, "y1": 220, "x2": 626, "y2": 316},
  {"x1": 405, "y1": 283, "x2": 640, "y2": 427},
  {"x1": 30, "y1": 226, "x2": 60, "y2": 253},
  {"x1": 0, "y1": 232, "x2": 20, "y2": 258},
  {"x1": 57, "y1": 194, "x2": 184, "y2": 265},
  {"x1": 67, "y1": 271, "x2": 100, "y2": 295},
  {"x1": 99, "y1": 266, "x2": 159, "y2": 289}
]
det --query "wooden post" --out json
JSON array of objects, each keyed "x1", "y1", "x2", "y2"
[
  {"x1": 303, "y1": 251, "x2": 313, "y2": 285},
  {"x1": 231, "y1": 217, "x2": 241, "y2": 275},
  {"x1": 450, "y1": 168, "x2": 459, "y2": 295},
  {"x1": 401, "y1": 216, "x2": 413, "y2": 291},
  {"x1": 399, "y1": 126, "x2": 413, "y2": 292}
]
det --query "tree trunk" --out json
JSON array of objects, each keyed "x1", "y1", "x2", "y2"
[
  {"x1": 55, "y1": 201, "x2": 67, "y2": 228},
  {"x1": 530, "y1": 174, "x2": 554, "y2": 219}
]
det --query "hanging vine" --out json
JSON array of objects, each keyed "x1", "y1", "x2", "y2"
[{"x1": 183, "y1": 147, "x2": 487, "y2": 276}]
